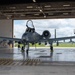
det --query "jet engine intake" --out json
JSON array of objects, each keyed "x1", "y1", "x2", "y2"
[{"x1": 42, "y1": 30, "x2": 51, "y2": 39}]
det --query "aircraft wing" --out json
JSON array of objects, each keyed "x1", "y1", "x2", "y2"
[
  {"x1": 0, "y1": 36, "x2": 21, "y2": 41},
  {"x1": 39, "y1": 36, "x2": 75, "y2": 43}
]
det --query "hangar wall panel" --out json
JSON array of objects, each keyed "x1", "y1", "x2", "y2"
[
  {"x1": 0, "y1": 20, "x2": 13, "y2": 53},
  {"x1": 0, "y1": 20, "x2": 13, "y2": 37}
]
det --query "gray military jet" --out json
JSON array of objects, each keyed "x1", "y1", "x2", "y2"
[{"x1": 0, "y1": 20, "x2": 75, "y2": 54}]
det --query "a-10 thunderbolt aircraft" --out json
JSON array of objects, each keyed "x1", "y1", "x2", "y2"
[{"x1": 0, "y1": 20, "x2": 75, "y2": 53}]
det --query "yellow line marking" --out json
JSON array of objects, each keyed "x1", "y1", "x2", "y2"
[
  {"x1": 10, "y1": 62, "x2": 16, "y2": 65},
  {"x1": 0, "y1": 59, "x2": 41, "y2": 66},
  {"x1": 14, "y1": 62, "x2": 20, "y2": 66},
  {"x1": 2, "y1": 61, "x2": 9, "y2": 65},
  {"x1": 18, "y1": 62, "x2": 23, "y2": 66},
  {"x1": 6, "y1": 61, "x2": 13, "y2": 65},
  {"x1": 0, "y1": 61, "x2": 4, "y2": 65},
  {"x1": 0, "y1": 61, "x2": 5, "y2": 65}
]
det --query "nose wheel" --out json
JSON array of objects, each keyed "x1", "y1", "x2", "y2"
[{"x1": 21, "y1": 43, "x2": 29, "y2": 57}]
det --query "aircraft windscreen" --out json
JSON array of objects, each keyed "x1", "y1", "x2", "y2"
[{"x1": 26, "y1": 20, "x2": 34, "y2": 28}]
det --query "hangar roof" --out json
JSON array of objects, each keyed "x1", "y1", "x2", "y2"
[
  {"x1": 0, "y1": 0, "x2": 74, "y2": 5},
  {"x1": 0, "y1": 0, "x2": 75, "y2": 19}
]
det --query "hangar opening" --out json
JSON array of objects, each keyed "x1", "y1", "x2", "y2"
[{"x1": 13, "y1": 19, "x2": 75, "y2": 61}]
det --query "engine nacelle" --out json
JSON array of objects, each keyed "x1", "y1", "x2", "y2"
[{"x1": 42, "y1": 30, "x2": 51, "y2": 39}]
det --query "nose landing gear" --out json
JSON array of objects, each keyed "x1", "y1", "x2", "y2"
[{"x1": 50, "y1": 44, "x2": 53, "y2": 57}]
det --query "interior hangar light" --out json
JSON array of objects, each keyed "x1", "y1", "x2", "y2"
[
  {"x1": 44, "y1": 15, "x2": 46, "y2": 18},
  {"x1": 9, "y1": 7, "x2": 16, "y2": 9},
  {"x1": 20, "y1": 14, "x2": 26, "y2": 16},
  {"x1": 63, "y1": 4, "x2": 70, "y2": 7},
  {"x1": 63, "y1": 13, "x2": 68, "y2": 15},
  {"x1": 44, "y1": 5, "x2": 51, "y2": 8},
  {"x1": 34, "y1": 14, "x2": 39, "y2": 15},
  {"x1": 40, "y1": 9, "x2": 43, "y2": 12},
  {"x1": 27, "y1": 6, "x2": 33, "y2": 8},
  {"x1": 33, "y1": 0, "x2": 36, "y2": 2}
]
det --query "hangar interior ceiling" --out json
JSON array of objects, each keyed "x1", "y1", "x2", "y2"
[{"x1": 0, "y1": 1, "x2": 75, "y2": 19}]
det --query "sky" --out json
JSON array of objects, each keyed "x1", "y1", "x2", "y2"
[{"x1": 14, "y1": 19, "x2": 75, "y2": 41}]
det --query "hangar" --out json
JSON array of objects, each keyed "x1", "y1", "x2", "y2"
[
  {"x1": 0, "y1": 1, "x2": 75, "y2": 74},
  {"x1": 0, "y1": 0, "x2": 75, "y2": 51}
]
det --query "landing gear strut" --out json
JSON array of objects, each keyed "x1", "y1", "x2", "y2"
[
  {"x1": 50, "y1": 44, "x2": 53, "y2": 57},
  {"x1": 21, "y1": 46, "x2": 25, "y2": 53},
  {"x1": 26, "y1": 43, "x2": 29, "y2": 57},
  {"x1": 21, "y1": 43, "x2": 25, "y2": 53}
]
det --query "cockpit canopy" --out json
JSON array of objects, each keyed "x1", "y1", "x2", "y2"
[
  {"x1": 26, "y1": 20, "x2": 35, "y2": 32},
  {"x1": 26, "y1": 20, "x2": 34, "y2": 28}
]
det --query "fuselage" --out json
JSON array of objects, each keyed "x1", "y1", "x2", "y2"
[{"x1": 22, "y1": 32, "x2": 42, "y2": 43}]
